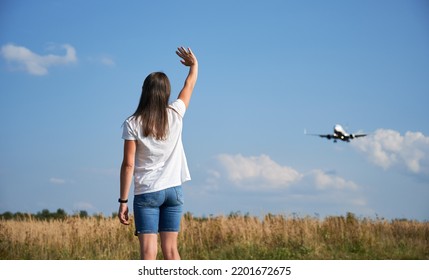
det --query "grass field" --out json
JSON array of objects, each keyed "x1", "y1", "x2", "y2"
[{"x1": 1, "y1": 212, "x2": 428, "y2": 260}]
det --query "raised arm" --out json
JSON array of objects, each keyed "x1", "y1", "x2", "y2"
[{"x1": 176, "y1": 47, "x2": 198, "y2": 108}]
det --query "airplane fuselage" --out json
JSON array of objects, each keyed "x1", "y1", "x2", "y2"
[{"x1": 333, "y1": 124, "x2": 349, "y2": 141}]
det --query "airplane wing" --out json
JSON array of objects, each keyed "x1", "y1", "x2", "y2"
[
  {"x1": 317, "y1": 134, "x2": 335, "y2": 139},
  {"x1": 304, "y1": 130, "x2": 335, "y2": 140},
  {"x1": 352, "y1": 133, "x2": 367, "y2": 138}
]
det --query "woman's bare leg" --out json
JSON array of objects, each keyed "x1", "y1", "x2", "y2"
[
  {"x1": 160, "y1": 232, "x2": 181, "y2": 260},
  {"x1": 138, "y1": 233, "x2": 158, "y2": 260}
]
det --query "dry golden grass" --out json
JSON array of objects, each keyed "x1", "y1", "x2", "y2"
[
  {"x1": 0, "y1": 216, "x2": 139, "y2": 259},
  {"x1": 1, "y1": 213, "x2": 428, "y2": 260}
]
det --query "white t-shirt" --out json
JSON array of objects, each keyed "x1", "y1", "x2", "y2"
[{"x1": 122, "y1": 99, "x2": 191, "y2": 195}]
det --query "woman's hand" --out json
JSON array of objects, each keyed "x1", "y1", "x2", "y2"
[
  {"x1": 176, "y1": 46, "x2": 198, "y2": 108},
  {"x1": 176, "y1": 47, "x2": 197, "y2": 67},
  {"x1": 118, "y1": 203, "x2": 130, "y2": 225}
]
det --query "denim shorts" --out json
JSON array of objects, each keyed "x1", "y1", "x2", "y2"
[{"x1": 133, "y1": 186, "x2": 184, "y2": 235}]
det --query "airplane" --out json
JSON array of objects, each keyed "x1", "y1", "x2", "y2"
[{"x1": 305, "y1": 124, "x2": 367, "y2": 142}]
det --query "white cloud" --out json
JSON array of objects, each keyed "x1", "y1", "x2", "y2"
[
  {"x1": 215, "y1": 154, "x2": 303, "y2": 190},
  {"x1": 351, "y1": 129, "x2": 429, "y2": 175},
  {"x1": 49, "y1": 177, "x2": 66, "y2": 185},
  {"x1": 1, "y1": 43, "x2": 77, "y2": 75},
  {"x1": 189, "y1": 153, "x2": 368, "y2": 217},
  {"x1": 310, "y1": 169, "x2": 359, "y2": 190},
  {"x1": 208, "y1": 154, "x2": 362, "y2": 193}
]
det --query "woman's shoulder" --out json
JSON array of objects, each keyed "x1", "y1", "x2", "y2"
[
  {"x1": 122, "y1": 115, "x2": 139, "y2": 128},
  {"x1": 168, "y1": 99, "x2": 186, "y2": 117}
]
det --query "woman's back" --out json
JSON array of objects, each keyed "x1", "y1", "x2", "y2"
[{"x1": 122, "y1": 99, "x2": 190, "y2": 194}]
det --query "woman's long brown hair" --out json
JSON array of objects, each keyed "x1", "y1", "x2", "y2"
[{"x1": 133, "y1": 72, "x2": 171, "y2": 140}]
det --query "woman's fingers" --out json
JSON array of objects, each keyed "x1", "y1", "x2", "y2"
[
  {"x1": 176, "y1": 47, "x2": 196, "y2": 66},
  {"x1": 177, "y1": 47, "x2": 192, "y2": 57}
]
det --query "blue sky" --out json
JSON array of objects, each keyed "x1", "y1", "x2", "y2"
[{"x1": 1, "y1": 0, "x2": 428, "y2": 220}]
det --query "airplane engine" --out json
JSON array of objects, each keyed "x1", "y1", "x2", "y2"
[{"x1": 350, "y1": 134, "x2": 355, "y2": 139}]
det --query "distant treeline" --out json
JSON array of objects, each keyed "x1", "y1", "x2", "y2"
[{"x1": 0, "y1": 209, "x2": 114, "y2": 221}]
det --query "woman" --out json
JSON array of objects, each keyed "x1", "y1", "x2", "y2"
[{"x1": 118, "y1": 47, "x2": 198, "y2": 260}]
